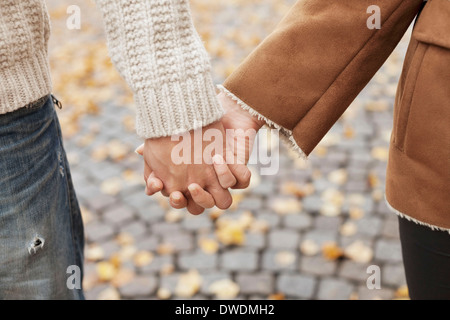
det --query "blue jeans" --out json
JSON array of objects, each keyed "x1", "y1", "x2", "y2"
[{"x1": 0, "y1": 96, "x2": 84, "y2": 299}]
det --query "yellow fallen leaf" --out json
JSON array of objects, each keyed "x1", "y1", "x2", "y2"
[
  {"x1": 133, "y1": 251, "x2": 154, "y2": 267},
  {"x1": 322, "y1": 242, "x2": 344, "y2": 261},
  {"x1": 111, "y1": 268, "x2": 135, "y2": 288},
  {"x1": 300, "y1": 239, "x2": 320, "y2": 256},
  {"x1": 344, "y1": 241, "x2": 374, "y2": 263},
  {"x1": 165, "y1": 210, "x2": 184, "y2": 223},
  {"x1": 175, "y1": 270, "x2": 202, "y2": 298},
  {"x1": 371, "y1": 147, "x2": 389, "y2": 161},
  {"x1": 271, "y1": 198, "x2": 302, "y2": 215},
  {"x1": 349, "y1": 207, "x2": 365, "y2": 220},
  {"x1": 97, "y1": 287, "x2": 120, "y2": 300},
  {"x1": 198, "y1": 238, "x2": 220, "y2": 255},
  {"x1": 116, "y1": 232, "x2": 135, "y2": 246},
  {"x1": 160, "y1": 263, "x2": 175, "y2": 276},
  {"x1": 209, "y1": 279, "x2": 240, "y2": 299},
  {"x1": 96, "y1": 261, "x2": 117, "y2": 282},
  {"x1": 340, "y1": 221, "x2": 358, "y2": 237},
  {"x1": 328, "y1": 169, "x2": 348, "y2": 185},
  {"x1": 275, "y1": 251, "x2": 296, "y2": 266},
  {"x1": 248, "y1": 219, "x2": 270, "y2": 233},
  {"x1": 157, "y1": 243, "x2": 175, "y2": 255},
  {"x1": 216, "y1": 221, "x2": 246, "y2": 246},
  {"x1": 100, "y1": 177, "x2": 122, "y2": 196},
  {"x1": 85, "y1": 244, "x2": 105, "y2": 262},
  {"x1": 157, "y1": 287, "x2": 172, "y2": 300},
  {"x1": 268, "y1": 293, "x2": 285, "y2": 300},
  {"x1": 395, "y1": 286, "x2": 409, "y2": 299}
]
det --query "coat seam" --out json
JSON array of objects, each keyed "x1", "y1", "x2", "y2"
[{"x1": 399, "y1": 44, "x2": 429, "y2": 153}]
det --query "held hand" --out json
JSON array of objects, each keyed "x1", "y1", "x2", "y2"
[
  {"x1": 137, "y1": 92, "x2": 264, "y2": 213},
  {"x1": 139, "y1": 121, "x2": 238, "y2": 215}
]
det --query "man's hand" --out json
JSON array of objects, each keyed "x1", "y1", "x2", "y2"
[
  {"x1": 138, "y1": 92, "x2": 265, "y2": 213},
  {"x1": 140, "y1": 121, "x2": 239, "y2": 215}
]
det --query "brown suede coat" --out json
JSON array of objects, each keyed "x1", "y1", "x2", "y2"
[{"x1": 223, "y1": 0, "x2": 450, "y2": 230}]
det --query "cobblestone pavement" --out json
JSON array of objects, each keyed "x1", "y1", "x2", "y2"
[{"x1": 47, "y1": 0, "x2": 412, "y2": 300}]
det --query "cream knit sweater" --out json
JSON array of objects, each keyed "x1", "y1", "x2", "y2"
[{"x1": 0, "y1": 0, "x2": 224, "y2": 139}]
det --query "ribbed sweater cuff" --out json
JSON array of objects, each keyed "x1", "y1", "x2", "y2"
[
  {"x1": 0, "y1": 50, "x2": 52, "y2": 114},
  {"x1": 135, "y1": 72, "x2": 224, "y2": 139}
]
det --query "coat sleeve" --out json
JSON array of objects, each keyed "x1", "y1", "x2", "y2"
[
  {"x1": 95, "y1": 0, "x2": 223, "y2": 139},
  {"x1": 221, "y1": 0, "x2": 424, "y2": 157}
]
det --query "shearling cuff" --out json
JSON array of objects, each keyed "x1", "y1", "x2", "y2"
[{"x1": 217, "y1": 85, "x2": 308, "y2": 160}]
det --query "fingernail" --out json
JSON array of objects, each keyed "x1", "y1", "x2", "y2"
[
  {"x1": 172, "y1": 193, "x2": 181, "y2": 201},
  {"x1": 134, "y1": 148, "x2": 141, "y2": 155},
  {"x1": 188, "y1": 185, "x2": 197, "y2": 196},
  {"x1": 150, "y1": 180, "x2": 158, "y2": 189}
]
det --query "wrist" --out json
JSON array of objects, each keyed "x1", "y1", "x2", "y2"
[{"x1": 218, "y1": 91, "x2": 265, "y2": 131}]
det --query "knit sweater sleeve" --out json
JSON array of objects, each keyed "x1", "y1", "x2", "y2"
[{"x1": 95, "y1": 0, "x2": 224, "y2": 139}]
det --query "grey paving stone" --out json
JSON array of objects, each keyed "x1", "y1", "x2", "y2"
[
  {"x1": 150, "y1": 221, "x2": 183, "y2": 235},
  {"x1": 159, "y1": 274, "x2": 179, "y2": 292},
  {"x1": 314, "y1": 216, "x2": 342, "y2": 231},
  {"x1": 302, "y1": 196, "x2": 323, "y2": 213},
  {"x1": 245, "y1": 232, "x2": 266, "y2": 249},
  {"x1": 221, "y1": 249, "x2": 258, "y2": 272},
  {"x1": 102, "y1": 205, "x2": 135, "y2": 226},
  {"x1": 301, "y1": 256, "x2": 337, "y2": 276},
  {"x1": 382, "y1": 264, "x2": 407, "y2": 287},
  {"x1": 85, "y1": 193, "x2": 117, "y2": 213},
  {"x1": 374, "y1": 239, "x2": 403, "y2": 263},
  {"x1": 236, "y1": 273, "x2": 274, "y2": 295},
  {"x1": 140, "y1": 255, "x2": 174, "y2": 274},
  {"x1": 136, "y1": 236, "x2": 160, "y2": 252},
  {"x1": 355, "y1": 216, "x2": 383, "y2": 236},
  {"x1": 120, "y1": 221, "x2": 147, "y2": 239},
  {"x1": 178, "y1": 251, "x2": 218, "y2": 270},
  {"x1": 381, "y1": 216, "x2": 400, "y2": 239},
  {"x1": 342, "y1": 196, "x2": 374, "y2": 213},
  {"x1": 344, "y1": 181, "x2": 369, "y2": 193},
  {"x1": 85, "y1": 283, "x2": 111, "y2": 300},
  {"x1": 183, "y1": 213, "x2": 213, "y2": 231},
  {"x1": 162, "y1": 232, "x2": 194, "y2": 252},
  {"x1": 339, "y1": 261, "x2": 372, "y2": 282},
  {"x1": 283, "y1": 213, "x2": 312, "y2": 230},
  {"x1": 262, "y1": 250, "x2": 298, "y2": 271},
  {"x1": 339, "y1": 234, "x2": 374, "y2": 248},
  {"x1": 302, "y1": 229, "x2": 337, "y2": 246},
  {"x1": 251, "y1": 180, "x2": 275, "y2": 195},
  {"x1": 135, "y1": 204, "x2": 166, "y2": 223},
  {"x1": 100, "y1": 240, "x2": 121, "y2": 259},
  {"x1": 238, "y1": 196, "x2": 263, "y2": 210},
  {"x1": 268, "y1": 229, "x2": 300, "y2": 249},
  {"x1": 317, "y1": 278, "x2": 354, "y2": 300},
  {"x1": 277, "y1": 274, "x2": 316, "y2": 299},
  {"x1": 257, "y1": 211, "x2": 281, "y2": 228},
  {"x1": 85, "y1": 222, "x2": 115, "y2": 243},
  {"x1": 119, "y1": 276, "x2": 158, "y2": 298}
]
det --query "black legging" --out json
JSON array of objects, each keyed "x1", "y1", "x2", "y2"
[{"x1": 398, "y1": 217, "x2": 450, "y2": 300}]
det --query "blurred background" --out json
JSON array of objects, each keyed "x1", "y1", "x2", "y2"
[{"x1": 46, "y1": 0, "x2": 411, "y2": 300}]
